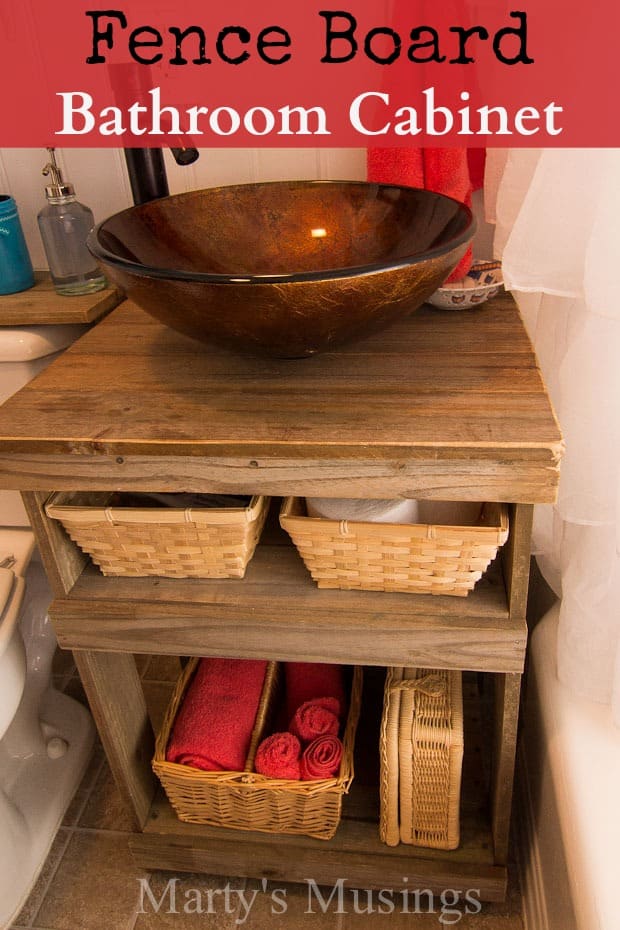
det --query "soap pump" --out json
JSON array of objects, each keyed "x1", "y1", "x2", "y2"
[{"x1": 37, "y1": 148, "x2": 107, "y2": 296}]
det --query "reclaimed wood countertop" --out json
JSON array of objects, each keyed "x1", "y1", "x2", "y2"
[{"x1": 0, "y1": 293, "x2": 563, "y2": 502}]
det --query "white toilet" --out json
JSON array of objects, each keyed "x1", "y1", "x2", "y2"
[{"x1": 0, "y1": 325, "x2": 95, "y2": 929}]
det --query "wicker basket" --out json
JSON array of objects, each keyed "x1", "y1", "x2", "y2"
[
  {"x1": 45, "y1": 491, "x2": 270, "y2": 579},
  {"x1": 379, "y1": 667, "x2": 464, "y2": 850},
  {"x1": 153, "y1": 659, "x2": 363, "y2": 840},
  {"x1": 279, "y1": 496, "x2": 509, "y2": 597}
]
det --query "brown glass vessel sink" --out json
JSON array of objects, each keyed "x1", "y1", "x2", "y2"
[{"x1": 89, "y1": 180, "x2": 474, "y2": 358}]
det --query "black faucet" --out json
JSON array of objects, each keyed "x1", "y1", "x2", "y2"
[{"x1": 124, "y1": 147, "x2": 199, "y2": 205}]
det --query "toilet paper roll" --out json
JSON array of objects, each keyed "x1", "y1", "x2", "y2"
[{"x1": 305, "y1": 498, "x2": 420, "y2": 524}]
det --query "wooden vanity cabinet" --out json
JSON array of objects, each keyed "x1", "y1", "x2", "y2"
[{"x1": 0, "y1": 295, "x2": 562, "y2": 902}]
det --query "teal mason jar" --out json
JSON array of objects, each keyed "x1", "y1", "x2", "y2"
[{"x1": 0, "y1": 195, "x2": 35, "y2": 295}]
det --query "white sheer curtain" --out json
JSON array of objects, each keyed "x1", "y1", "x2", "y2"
[{"x1": 486, "y1": 149, "x2": 620, "y2": 725}]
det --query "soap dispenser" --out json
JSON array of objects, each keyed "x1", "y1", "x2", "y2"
[{"x1": 37, "y1": 149, "x2": 106, "y2": 296}]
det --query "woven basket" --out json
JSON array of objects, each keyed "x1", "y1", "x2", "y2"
[
  {"x1": 153, "y1": 659, "x2": 363, "y2": 840},
  {"x1": 280, "y1": 496, "x2": 509, "y2": 597},
  {"x1": 45, "y1": 491, "x2": 270, "y2": 579},
  {"x1": 379, "y1": 667, "x2": 464, "y2": 850}
]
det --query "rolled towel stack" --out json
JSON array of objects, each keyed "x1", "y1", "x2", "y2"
[
  {"x1": 166, "y1": 657, "x2": 268, "y2": 771},
  {"x1": 255, "y1": 730, "x2": 343, "y2": 782},
  {"x1": 254, "y1": 662, "x2": 347, "y2": 781}
]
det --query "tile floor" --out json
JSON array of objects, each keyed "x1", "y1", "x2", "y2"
[{"x1": 11, "y1": 652, "x2": 525, "y2": 930}]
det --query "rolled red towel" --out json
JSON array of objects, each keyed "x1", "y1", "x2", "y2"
[
  {"x1": 284, "y1": 663, "x2": 346, "y2": 722},
  {"x1": 254, "y1": 732, "x2": 301, "y2": 780},
  {"x1": 166, "y1": 657, "x2": 268, "y2": 771},
  {"x1": 301, "y1": 735, "x2": 343, "y2": 781},
  {"x1": 290, "y1": 697, "x2": 340, "y2": 743}
]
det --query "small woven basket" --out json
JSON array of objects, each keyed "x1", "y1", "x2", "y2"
[
  {"x1": 280, "y1": 496, "x2": 509, "y2": 597},
  {"x1": 379, "y1": 667, "x2": 464, "y2": 850},
  {"x1": 45, "y1": 491, "x2": 270, "y2": 579},
  {"x1": 153, "y1": 659, "x2": 363, "y2": 840}
]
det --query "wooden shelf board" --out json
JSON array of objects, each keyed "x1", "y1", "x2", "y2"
[
  {"x1": 0, "y1": 271, "x2": 123, "y2": 325},
  {"x1": 51, "y1": 545, "x2": 526, "y2": 672},
  {"x1": 131, "y1": 793, "x2": 506, "y2": 901}
]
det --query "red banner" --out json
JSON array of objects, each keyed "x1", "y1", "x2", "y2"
[{"x1": 1, "y1": 1, "x2": 616, "y2": 146}]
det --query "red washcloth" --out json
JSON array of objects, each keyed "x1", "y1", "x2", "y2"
[
  {"x1": 166, "y1": 657, "x2": 268, "y2": 771},
  {"x1": 284, "y1": 663, "x2": 346, "y2": 723},
  {"x1": 290, "y1": 697, "x2": 340, "y2": 743},
  {"x1": 300, "y1": 736, "x2": 344, "y2": 781},
  {"x1": 367, "y1": 146, "x2": 474, "y2": 281},
  {"x1": 254, "y1": 732, "x2": 301, "y2": 780}
]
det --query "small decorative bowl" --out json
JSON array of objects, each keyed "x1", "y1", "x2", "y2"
[{"x1": 428, "y1": 260, "x2": 503, "y2": 309}]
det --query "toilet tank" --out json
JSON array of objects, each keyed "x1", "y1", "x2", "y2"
[{"x1": 0, "y1": 324, "x2": 86, "y2": 525}]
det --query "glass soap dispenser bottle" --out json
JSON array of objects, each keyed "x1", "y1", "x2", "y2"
[{"x1": 37, "y1": 148, "x2": 106, "y2": 296}]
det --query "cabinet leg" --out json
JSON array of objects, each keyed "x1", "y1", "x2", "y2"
[
  {"x1": 491, "y1": 672, "x2": 521, "y2": 864},
  {"x1": 502, "y1": 503, "x2": 534, "y2": 620},
  {"x1": 492, "y1": 502, "x2": 531, "y2": 864},
  {"x1": 74, "y1": 650, "x2": 157, "y2": 831}
]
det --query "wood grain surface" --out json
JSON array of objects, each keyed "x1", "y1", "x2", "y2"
[
  {"x1": 131, "y1": 793, "x2": 507, "y2": 902},
  {"x1": 50, "y1": 548, "x2": 527, "y2": 673},
  {"x1": 0, "y1": 271, "x2": 122, "y2": 324},
  {"x1": 0, "y1": 295, "x2": 563, "y2": 501}
]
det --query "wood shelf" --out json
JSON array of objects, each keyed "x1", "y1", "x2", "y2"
[
  {"x1": 132, "y1": 791, "x2": 506, "y2": 902},
  {"x1": 0, "y1": 271, "x2": 123, "y2": 325},
  {"x1": 50, "y1": 541, "x2": 526, "y2": 673}
]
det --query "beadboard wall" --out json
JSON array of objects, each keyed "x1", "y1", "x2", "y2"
[
  {"x1": 0, "y1": 147, "x2": 494, "y2": 270},
  {"x1": 0, "y1": 148, "x2": 367, "y2": 270}
]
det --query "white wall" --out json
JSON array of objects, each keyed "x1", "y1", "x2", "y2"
[
  {"x1": 0, "y1": 147, "x2": 493, "y2": 270},
  {"x1": 0, "y1": 148, "x2": 366, "y2": 269}
]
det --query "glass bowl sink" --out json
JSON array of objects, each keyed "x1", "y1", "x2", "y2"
[{"x1": 88, "y1": 180, "x2": 475, "y2": 358}]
